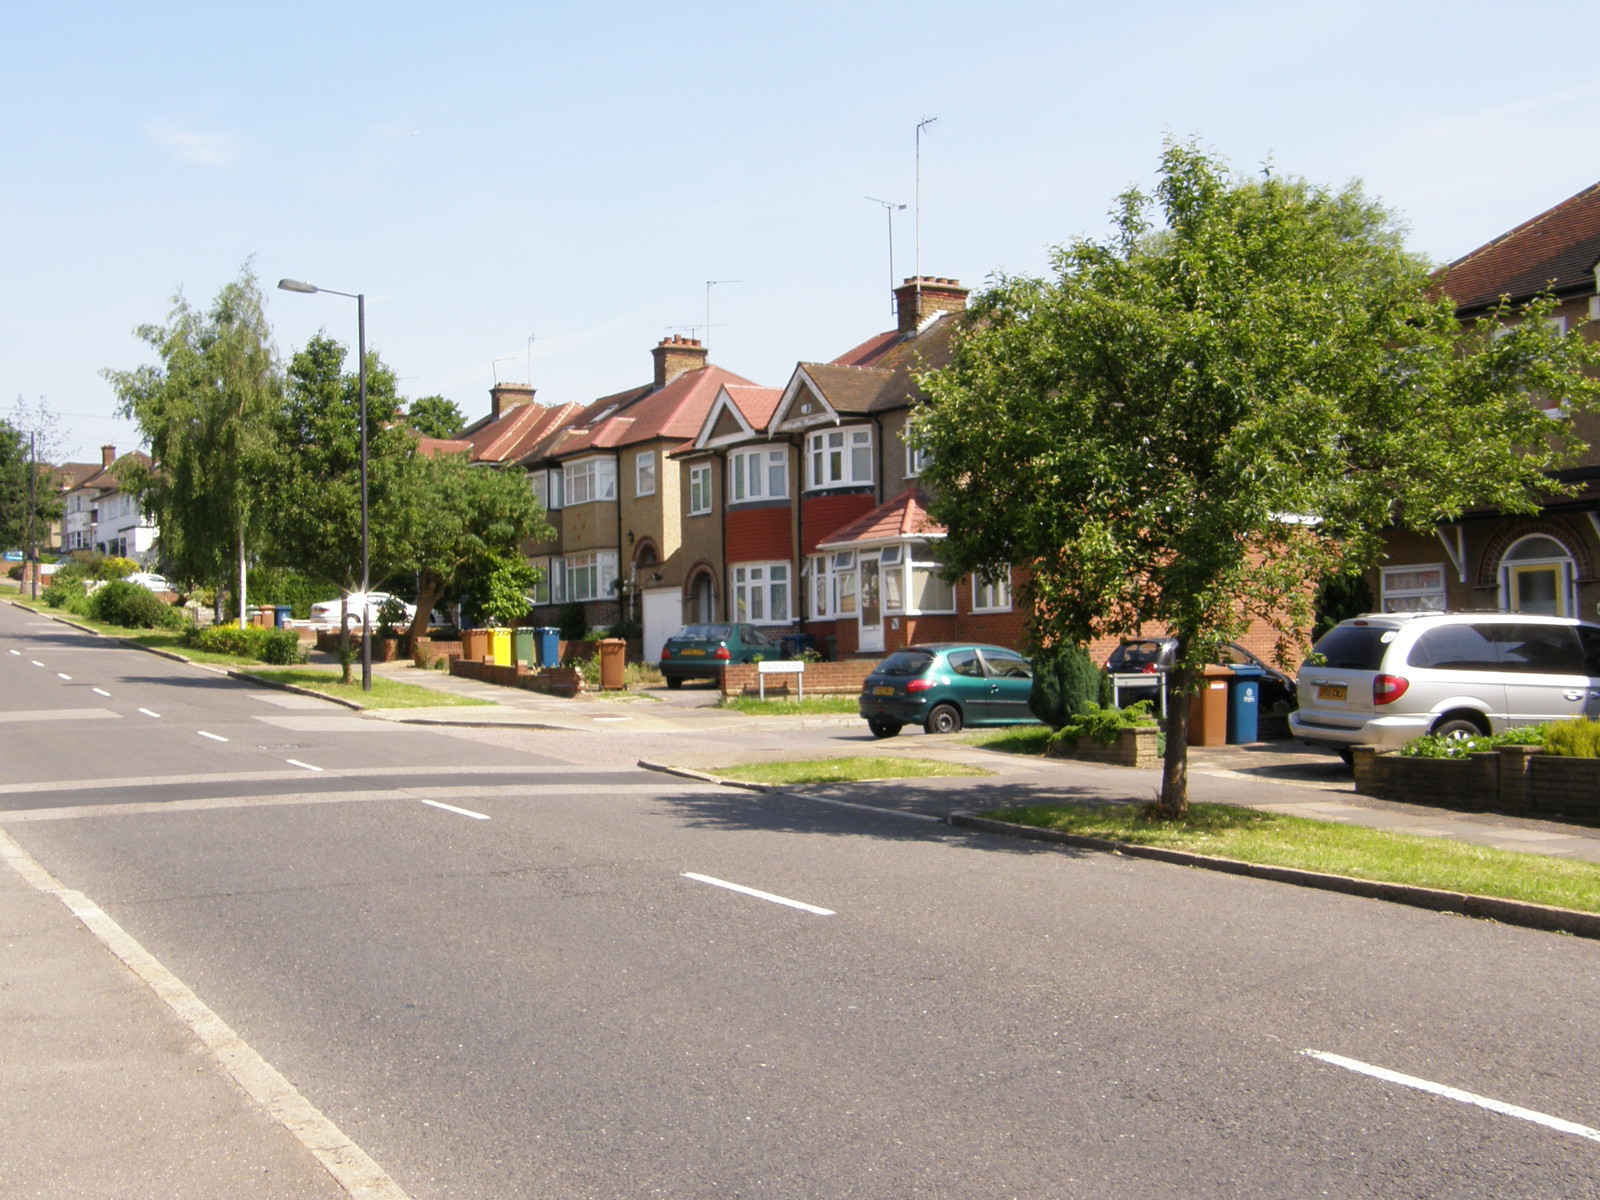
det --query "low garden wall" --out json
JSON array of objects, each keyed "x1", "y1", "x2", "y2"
[
  {"x1": 1046, "y1": 726, "x2": 1160, "y2": 769},
  {"x1": 1353, "y1": 745, "x2": 1600, "y2": 826},
  {"x1": 449, "y1": 657, "x2": 584, "y2": 698},
  {"x1": 720, "y1": 658, "x2": 877, "y2": 698}
]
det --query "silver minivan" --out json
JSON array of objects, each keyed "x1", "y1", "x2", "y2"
[{"x1": 1291, "y1": 611, "x2": 1600, "y2": 758}]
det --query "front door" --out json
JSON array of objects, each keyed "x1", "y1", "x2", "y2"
[{"x1": 858, "y1": 556, "x2": 883, "y2": 654}]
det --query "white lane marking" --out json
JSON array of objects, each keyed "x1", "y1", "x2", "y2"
[
  {"x1": 30, "y1": 660, "x2": 44, "y2": 667},
  {"x1": 592, "y1": 716, "x2": 632, "y2": 722},
  {"x1": 0, "y1": 829, "x2": 413, "y2": 1199},
  {"x1": 92, "y1": 688, "x2": 110, "y2": 697},
  {"x1": 7, "y1": 649, "x2": 18, "y2": 655},
  {"x1": 197, "y1": 730, "x2": 228, "y2": 743},
  {"x1": 285, "y1": 759, "x2": 323, "y2": 772},
  {"x1": 0, "y1": 709, "x2": 119, "y2": 724},
  {"x1": 420, "y1": 799, "x2": 490, "y2": 820},
  {"x1": 57, "y1": 673, "x2": 71, "y2": 681},
  {"x1": 1303, "y1": 1050, "x2": 1600, "y2": 1145},
  {"x1": 682, "y1": 872, "x2": 835, "y2": 916},
  {"x1": 138, "y1": 708, "x2": 160, "y2": 719}
]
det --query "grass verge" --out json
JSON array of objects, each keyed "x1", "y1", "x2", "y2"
[
  {"x1": 9, "y1": 594, "x2": 278, "y2": 666},
  {"x1": 708, "y1": 757, "x2": 990, "y2": 786},
  {"x1": 718, "y1": 694, "x2": 860, "y2": 717},
  {"x1": 960, "y1": 726, "x2": 1054, "y2": 755},
  {"x1": 240, "y1": 668, "x2": 492, "y2": 709},
  {"x1": 987, "y1": 802, "x2": 1600, "y2": 914}
]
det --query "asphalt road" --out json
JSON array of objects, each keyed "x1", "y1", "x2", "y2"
[{"x1": 5, "y1": 603, "x2": 1600, "y2": 1198}]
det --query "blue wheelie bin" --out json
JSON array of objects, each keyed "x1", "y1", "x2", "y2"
[{"x1": 1226, "y1": 665, "x2": 1263, "y2": 744}]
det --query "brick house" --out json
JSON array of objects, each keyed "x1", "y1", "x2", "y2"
[{"x1": 1375, "y1": 181, "x2": 1600, "y2": 619}]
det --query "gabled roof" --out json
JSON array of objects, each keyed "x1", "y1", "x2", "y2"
[
  {"x1": 1436, "y1": 180, "x2": 1600, "y2": 315},
  {"x1": 545, "y1": 363, "x2": 759, "y2": 460},
  {"x1": 458, "y1": 401, "x2": 580, "y2": 466},
  {"x1": 70, "y1": 451, "x2": 152, "y2": 495},
  {"x1": 816, "y1": 487, "x2": 943, "y2": 550},
  {"x1": 770, "y1": 311, "x2": 962, "y2": 433},
  {"x1": 690, "y1": 384, "x2": 785, "y2": 451},
  {"x1": 414, "y1": 435, "x2": 474, "y2": 457}
]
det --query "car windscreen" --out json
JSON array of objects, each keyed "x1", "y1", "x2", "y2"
[
  {"x1": 1108, "y1": 642, "x2": 1168, "y2": 669},
  {"x1": 677, "y1": 625, "x2": 731, "y2": 640},
  {"x1": 1313, "y1": 624, "x2": 1395, "y2": 671},
  {"x1": 875, "y1": 650, "x2": 936, "y2": 677}
]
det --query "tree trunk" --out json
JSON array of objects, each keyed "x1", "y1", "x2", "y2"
[
  {"x1": 406, "y1": 574, "x2": 448, "y2": 653},
  {"x1": 1156, "y1": 661, "x2": 1191, "y2": 819},
  {"x1": 338, "y1": 595, "x2": 353, "y2": 685}
]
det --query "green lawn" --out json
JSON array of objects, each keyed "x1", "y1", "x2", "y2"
[
  {"x1": 986, "y1": 802, "x2": 1600, "y2": 914},
  {"x1": 241, "y1": 668, "x2": 492, "y2": 709},
  {"x1": 708, "y1": 756, "x2": 990, "y2": 785},
  {"x1": 717, "y1": 694, "x2": 861, "y2": 717},
  {"x1": 959, "y1": 726, "x2": 1055, "y2": 755},
  {"x1": 9, "y1": 595, "x2": 279, "y2": 666}
]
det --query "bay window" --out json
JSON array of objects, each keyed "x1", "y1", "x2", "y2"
[
  {"x1": 564, "y1": 551, "x2": 619, "y2": 602},
  {"x1": 729, "y1": 447, "x2": 788, "y2": 503},
  {"x1": 805, "y1": 427, "x2": 873, "y2": 490},
  {"x1": 563, "y1": 456, "x2": 617, "y2": 506},
  {"x1": 731, "y1": 562, "x2": 790, "y2": 624}
]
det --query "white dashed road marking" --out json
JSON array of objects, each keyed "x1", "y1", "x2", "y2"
[
  {"x1": 138, "y1": 708, "x2": 160, "y2": 719},
  {"x1": 420, "y1": 799, "x2": 490, "y2": 820},
  {"x1": 92, "y1": 688, "x2": 110, "y2": 697},
  {"x1": 197, "y1": 731, "x2": 228, "y2": 743},
  {"x1": 56, "y1": 673, "x2": 71, "y2": 681},
  {"x1": 1303, "y1": 1050, "x2": 1600, "y2": 1145},
  {"x1": 682, "y1": 872, "x2": 835, "y2": 916},
  {"x1": 285, "y1": 759, "x2": 323, "y2": 772}
]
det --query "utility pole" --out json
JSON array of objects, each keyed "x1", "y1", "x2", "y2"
[{"x1": 27, "y1": 432, "x2": 37, "y2": 600}]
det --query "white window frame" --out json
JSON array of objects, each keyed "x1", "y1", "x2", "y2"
[
  {"x1": 1498, "y1": 537, "x2": 1576, "y2": 617},
  {"x1": 563, "y1": 550, "x2": 619, "y2": 603},
  {"x1": 1380, "y1": 563, "x2": 1446, "y2": 613},
  {"x1": 728, "y1": 447, "x2": 788, "y2": 503},
  {"x1": 635, "y1": 450, "x2": 656, "y2": 498},
  {"x1": 730, "y1": 561, "x2": 791, "y2": 625},
  {"x1": 906, "y1": 444, "x2": 931, "y2": 477},
  {"x1": 972, "y1": 568, "x2": 1012, "y2": 613},
  {"x1": 689, "y1": 464, "x2": 712, "y2": 516},
  {"x1": 805, "y1": 427, "x2": 873, "y2": 490},
  {"x1": 563, "y1": 456, "x2": 617, "y2": 506}
]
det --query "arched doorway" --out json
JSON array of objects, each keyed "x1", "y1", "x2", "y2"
[{"x1": 1500, "y1": 535, "x2": 1576, "y2": 616}]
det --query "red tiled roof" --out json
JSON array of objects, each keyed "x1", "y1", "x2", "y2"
[
  {"x1": 458, "y1": 402, "x2": 576, "y2": 465},
  {"x1": 1436, "y1": 180, "x2": 1600, "y2": 314},
  {"x1": 553, "y1": 364, "x2": 759, "y2": 457},
  {"x1": 816, "y1": 488, "x2": 943, "y2": 548},
  {"x1": 414, "y1": 436, "x2": 473, "y2": 457},
  {"x1": 722, "y1": 384, "x2": 783, "y2": 432},
  {"x1": 73, "y1": 450, "x2": 152, "y2": 493}
]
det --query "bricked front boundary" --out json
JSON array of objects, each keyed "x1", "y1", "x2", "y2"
[
  {"x1": 1046, "y1": 726, "x2": 1160, "y2": 768},
  {"x1": 1353, "y1": 745, "x2": 1600, "y2": 826},
  {"x1": 450, "y1": 657, "x2": 584, "y2": 698},
  {"x1": 720, "y1": 659, "x2": 877, "y2": 698}
]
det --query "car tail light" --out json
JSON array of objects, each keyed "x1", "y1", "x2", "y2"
[
  {"x1": 1373, "y1": 674, "x2": 1409, "y2": 705},
  {"x1": 905, "y1": 678, "x2": 934, "y2": 693},
  {"x1": 715, "y1": 645, "x2": 731, "y2": 660},
  {"x1": 1141, "y1": 663, "x2": 1158, "y2": 674},
  {"x1": 660, "y1": 646, "x2": 672, "y2": 659}
]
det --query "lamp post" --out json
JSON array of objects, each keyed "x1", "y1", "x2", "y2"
[{"x1": 277, "y1": 277, "x2": 372, "y2": 692}]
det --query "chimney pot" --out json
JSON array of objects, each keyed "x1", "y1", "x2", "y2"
[
  {"x1": 651, "y1": 332, "x2": 709, "y2": 389},
  {"x1": 101, "y1": 445, "x2": 116, "y2": 468},
  {"x1": 892, "y1": 276, "x2": 969, "y2": 335}
]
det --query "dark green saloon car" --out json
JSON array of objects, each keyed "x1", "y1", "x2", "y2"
[
  {"x1": 858, "y1": 643, "x2": 1039, "y2": 737},
  {"x1": 659, "y1": 623, "x2": 779, "y2": 688}
]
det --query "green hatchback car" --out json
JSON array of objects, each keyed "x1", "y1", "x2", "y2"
[
  {"x1": 858, "y1": 643, "x2": 1039, "y2": 737},
  {"x1": 659, "y1": 623, "x2": 779, "y2": 688}
]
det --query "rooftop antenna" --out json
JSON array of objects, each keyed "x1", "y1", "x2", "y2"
[
  {"x1": 706, "y1": 280, "x2": 739, "y2": 347},
  {"x1": 915, "y1": 115, "x2": 937, "y2": 302},
  {"x1": 866, "y1": 197, "x2": 906, "y2": 317},
  {"x1": 491, "y1": 356, "x2": 516, "y2": 384}
]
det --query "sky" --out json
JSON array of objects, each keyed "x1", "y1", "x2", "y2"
[{"x1": 5, "y1": 1, "x2": 1600, "y2": 463}]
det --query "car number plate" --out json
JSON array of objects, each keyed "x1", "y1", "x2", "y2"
[
  {"x1": 680, "y1": 648, "x2": 705, "y2": 657},
  {"x1": 1317, "y1": 683, "x2": 1347, "y2": 702},
  {"x1": 874, "y1": 686, "x2": 895, "y2": 696}
]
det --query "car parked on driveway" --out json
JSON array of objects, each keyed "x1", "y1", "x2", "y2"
[
  {"x1": 1104, "y1": 637, "x2": 1297, "y2": 713},
  {"x1": 658, "y1": 623, "x2": 779, "y2": 688},
  {"x1": 124, "y1": 571, "x2": 173, "y2": 592},
  {"x1": 309, "y1": 591, "x2": 415, "y2": 629},
  {"x1": 1291, "y1": 611, "x2": 1600, "y2": 759},
  {"x1": 858, "y1": 643, "x2": 1040, "y2": 737}
]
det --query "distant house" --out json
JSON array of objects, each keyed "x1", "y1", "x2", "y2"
[
  {"x1": 62, "y1": 445, "x2": 157, "y2": 561},
  {"x1": 1376, "y1": 182, "x2": 1600, "y2": 617}
]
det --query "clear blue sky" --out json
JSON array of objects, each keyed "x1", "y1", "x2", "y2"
[{"x1": 6, "y1": 1, "x2": 1598, "y2": 462}]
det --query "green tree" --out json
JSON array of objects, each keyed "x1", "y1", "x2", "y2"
[
  {"x1": 104, "y1": 265, "x2": 281, "y2": 621},
  {"x1": 915, "y1": 140, "x2": 1600, "y2": 818},
  {"x1": 387, "y1": 447, "x2": 551, "y2": 644},
  {"x1": 406, "y1": 394, "x2": 467, "y2": 439},
  {"x1": 0, "y1": 418, "x2": 61, "y2": 550}
]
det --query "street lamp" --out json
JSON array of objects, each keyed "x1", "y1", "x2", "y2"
[{"x1": 277, "y1": 277, "x2": 372, "y2": 692}]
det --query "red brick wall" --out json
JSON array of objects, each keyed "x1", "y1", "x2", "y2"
[
  {"x1": 721, "y1": 658, "x2": 877, "y2": 697},
  {"x1": 726, "y1": 506, "x2": 793, "y2": 564},
  {"x1": 800, "y1": 493, "x2": 876, "y2": 556}
]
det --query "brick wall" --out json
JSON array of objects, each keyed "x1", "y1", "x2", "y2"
[
  {"x1": 726, "y1": 506, "x2": 792, "y2": 564},
  {"x1": 449, "y1": 657, "x2": 584, "y2": 698},
  {"x1": 720, "y1": 658, "x2": 877, "y2": 697},
  {"x1": 1353, "y1": 745, "x2": 1600, "y2": 826}
]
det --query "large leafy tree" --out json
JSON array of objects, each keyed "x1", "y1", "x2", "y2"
[
  {"x1": 406, "y1": 394, "x2": 467, "y2": 439},
  {"x1": 104, "y1": 265, "x2": 281, "y2": 619},
  {"x1": 265, "y1": 331, "x2": 411, "y2": 599},
  {"x1": 915, "y1": 140, "x2": 1600, "y2": 818},
  {"x1": 387, "y1": 448, "x2": 551, "y2": 644},
  {"x1": 0, "y1": 418, "x2": 61, "y2": 550}
]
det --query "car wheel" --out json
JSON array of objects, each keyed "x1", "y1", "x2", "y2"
[
  {"x1": 868, "y1": 719, "x2": 902, "y2": 739},
  {"x1": 665, "y1": 676, "x2": 683, "y2": 690},
  {"x1": 924, "y1": 704, "x2": 963, "y2": 735},
  {"x1": 1432, "y1": 715, "x2": 1487, "y2": 741}
]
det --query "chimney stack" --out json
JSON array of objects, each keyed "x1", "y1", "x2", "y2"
[
  {"x1": 893, "y1": 276, "x2": 969, "y2": 335},
  {"x1": 101, "y1": 445, "x2": 116, "y2": 468},
  {"x1": 652, "y1": 334, "x2": 708, "y2": 390},
  {"x1": 490, "y1": 383, "x2": 537, "y2": 421}
]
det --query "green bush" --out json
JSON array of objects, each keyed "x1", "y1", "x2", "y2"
[
  {"x1": 243, "y1": 567, "x2": 322, "y2": 621},
  {"x1": 1542, "y1": 718, "x2": 1600, "y2": 759},
  {"x1": 1028, "y1": 643, "x2": 1104, "y2": 730},
  {"x1": 1050, "y1": 700, "x2": 1156, "y2": 747},
  {"x1": 557, "y1": 602, "x2": 588, "y2": 641},
  {"x1": 42, "y1": 576, "x2": 88, "y2": 611},
  {"x1": 88, "y1": 580, "x2": 186, "y2": 629},
  {"x1": 1400, "y1": 724, "x2": 1547, "y2": 758},
  {"x1": 180, "y1": 623, "x2": 306, "y2": 664}
]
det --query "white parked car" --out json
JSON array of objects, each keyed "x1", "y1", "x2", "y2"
[
  {"x1": 308, "y1": 591, "x2": 416, "y2": 629},
  {"x1": 124, "y1": 572, "x2": 173, "y2": 592}
]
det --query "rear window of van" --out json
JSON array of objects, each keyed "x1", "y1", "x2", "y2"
[{"x1": 1312, "y1": 624, "x2": 1395, "y2": 671}]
